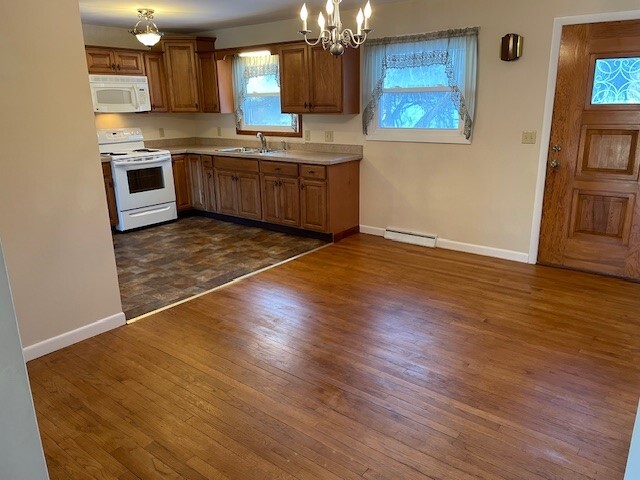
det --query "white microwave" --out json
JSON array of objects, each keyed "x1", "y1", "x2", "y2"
[{"x1": 89, "y1": 75, "x2": 151, "y2": 113}]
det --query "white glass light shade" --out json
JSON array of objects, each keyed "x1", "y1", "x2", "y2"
[{"x1": 136, "y1": 32, "x2": 161, "y2": 47}]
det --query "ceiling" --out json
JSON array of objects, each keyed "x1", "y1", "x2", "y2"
[{"x1": 79, "y1": 0, "x2": 391, "y2": 33}]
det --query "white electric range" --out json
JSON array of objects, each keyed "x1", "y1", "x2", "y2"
[{"x1": 98, "y1": 128, "x2": 177, "y2": 231}]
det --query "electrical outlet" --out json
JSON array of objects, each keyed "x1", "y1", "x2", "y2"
[
  {"x1": 304, "y1": 130, "x2": 311, "y2": 142},
  {"x1": 159, "y1": 127, "x2": 165, "y2": 138},
  {"x1": 216, "y1": 126, "x2": 222, "y2": 136},
  {"x1": 522, "y1": 131, "x2": 537, "y2": 144},
  {"x1": 325, "y1": 131, "x2": 334, "y2": 142}
]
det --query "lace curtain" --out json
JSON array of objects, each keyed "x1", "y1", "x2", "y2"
[
  {"x1": 232, "y1": 54, "x2": 280, "y2": 128},
  {"x1": 362, "y1": 27, "x2": 478, "y2": 139}
]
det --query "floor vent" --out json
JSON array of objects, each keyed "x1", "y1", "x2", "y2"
[{"x1": 383, "y1": 228, "x2": 437, "y2": 248}]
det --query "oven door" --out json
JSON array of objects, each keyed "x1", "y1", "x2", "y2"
[{"x1": 111, "y1": 156, "x2": 176, "y2": 212}]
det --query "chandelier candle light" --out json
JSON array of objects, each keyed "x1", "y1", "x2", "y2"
[
  {"x1": 299, "y1": 0, "x2": 372, "y2": 56},
  {"x1": 130, "y1": 8, "x2": 163, "y2": 47}
]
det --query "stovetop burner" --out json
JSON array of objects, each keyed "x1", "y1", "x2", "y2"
[{"x1": 133, "y1": 148, "x2": 160, "y2": 153}]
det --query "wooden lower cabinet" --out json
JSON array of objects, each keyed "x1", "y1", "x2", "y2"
[
  {"x1": 102, "y1": 163, "x2": 118, "y2": 227},
  {"x1": 202, "y1": 156, "x2": 216, "y2": 212},
  {"x1": 214, "y1": 157, "x2": 261, "y2": 220},
  {"x1": 171, "y1": 155, "x2": 191, "y2": 212},
  {"x1": 300, "y1": 179, "x2": 327, "y2": 231},
  {"x1": 261, "y1": 160, "x2": 300, "y2": 227},
  {"x1": 173, "y1": 153, "x2": 360, "y2": 240},
  {"x1": 187, "y1": 154, "x2": 206, "y2": 210}
]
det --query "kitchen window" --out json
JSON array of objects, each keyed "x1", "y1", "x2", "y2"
[
  {"x1": 362, "y1": 27, "x2": 478, "y2": 144},
  {"x1": 233, "y1": 53, "x2": 301, "y2": 137}
]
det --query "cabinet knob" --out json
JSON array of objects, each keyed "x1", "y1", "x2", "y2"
[
  {"x1": 300, "y1": 183, "x2": 305, "y2": 190},
  {"x1": 111, "y1": 63, "x2": 116, "y2": 70},
  {"x1": 304, "y1": 102, "x2": 308, "y2": 109},
  {"x1": 116, "y1": 64, "x2": 121, "y2": 71}
]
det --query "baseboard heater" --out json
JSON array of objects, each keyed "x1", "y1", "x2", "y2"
[{"x1": 383, "y1": 228, "x2": 437, "y2": 248}]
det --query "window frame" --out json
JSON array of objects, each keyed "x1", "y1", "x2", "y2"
[{"x1": 233, "y1": 55, "x2": 302, "y2": 138}]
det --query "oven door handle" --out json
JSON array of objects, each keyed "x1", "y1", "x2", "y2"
[{"x1": 112, "y1": 157, "x2": 169, "y2": 167}]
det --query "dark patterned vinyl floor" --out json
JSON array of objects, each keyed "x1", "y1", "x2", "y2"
[{"x1": 113, "y1": 217, "x2": 327, "y2": 319}]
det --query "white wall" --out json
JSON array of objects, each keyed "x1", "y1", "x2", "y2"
[{"x1": 0, "y1": 0, "x2": 123, "y2": 349}]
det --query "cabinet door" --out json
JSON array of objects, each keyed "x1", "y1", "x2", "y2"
[
  {"x1": 301, "y1": 179, "x2": 328, "y2": 231},
  {"x1": 309, "y1": 46, "x2": 343, "y2": 113},
  {"x1": 164, "y1": 41, "x2": 200, "y2": 112},
  {"x1": 86, "y1": 48, "x2": 115, "y2": 74},
  {"x1": 203, "y1": 166, "x2": 216, "y2": 212},
  {"x1": 143, "y1": 53, "x2": 169, "y2": 112},
  {"x1": 113, "y1": 51, "x2": 144, "y2": 75},
  {"x1": 172, "y1": 155, "x2": 191, "y2": 211},
  {"x1": 261, "y1": 175, "x2": 280, "y2": 223},
  {"x1": 198, "y1": 52, "x2": 220, "y2": 113},
  {"x1": 187, "y1": 155, "x2": 206, "y2": 210},
  {"x1": 102, "y1": 163, "x2": 118, "y2": 227},
  {"x1": 215, "y1": 171, "x2": 238, "y2": 215},
  {"x1": 237, "y1": 173, "x2": 262, "y2": 220},
  {"x1": 279, "y1": 177, "x2": 301, "y2": 227},
  {"x1": 279, "y1": 44, "x2": 310, "y2": 113}
]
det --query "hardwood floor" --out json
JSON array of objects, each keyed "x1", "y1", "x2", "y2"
[{"x1": 29, "y1": 234, "x2": 640, "y2": 479}]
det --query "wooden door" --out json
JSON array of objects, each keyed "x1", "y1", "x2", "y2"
[
  {"x1": 198, "y1": 52, "x2": 220, "y2": 113},
  {"x1": 309, "y1": 46, "x2": 343, "y2": 113},
  {"x1": 187, "y1": 155, "x2": 205, "y2": 210},
  {"x1": 279, "y1": 177, "x2": 301, "y2": 226},
  {"x1": 172, "y1": 155, "x2": 191, "y2": 212},
  {"x1": 144, "y1": 53, "x2": 169, "y2": 112},
  {"x1": 86, "y1": 48, "x2": 115, "y2": 74},
  {"x1": 215, "y1": 170, "x2": 238, "y2": 215},
  {"x1": 301, "y1": 179, "x2": 327, "y2": 231},
  {"x1": 113, "y1": 51, "x2": 144, "y2": 75},
  {"x1": 164, "y1": 41, "x2": 200, "y2": 112},
  {"x1": 203, "y1": 166, "x2": 216, "y2": 212},
  {"x1": 236, "y1": 173, "x2": 262, "y2": 219},
  {"x1": 539, "y1": 21, "x2": 640, "y2": 280},
  {"x1": 261, "y1": 175, "x2": 280, "y2": 223},
  {"x1": 279, "y1": 44, "x2": 310, "y2": 113}
]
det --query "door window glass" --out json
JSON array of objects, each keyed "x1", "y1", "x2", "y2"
[{"x1": 592, "y1": 57, "x2": 640, "y2": 105}]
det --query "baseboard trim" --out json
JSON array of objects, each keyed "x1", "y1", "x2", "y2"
[
  {"x1": 359, "y1": 225, "x2": 386, "y2": 236},
  {"x1": 22, "y1": 312, "x2": 126, "y2": 362},
  {"x1": 360, "y1": 225, "x2": 529, "y2": 263}
]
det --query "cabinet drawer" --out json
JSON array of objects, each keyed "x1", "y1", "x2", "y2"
[
  {"x1": 300, "y1": 165, "x2": 326, "y2": 180},
  {"x1": 214, "y1": 156, "x2": 259, "y2": 173},
  {"x1": 261, "y1": 161, "x2": 298, "y2": 177},
  {"x1": 202, "y1": 155, "x2": 213, "y2": 168}
]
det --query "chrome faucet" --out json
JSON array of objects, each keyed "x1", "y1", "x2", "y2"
[{"x1": 256, "y1": 132, "x2": 267, "y2": 153}]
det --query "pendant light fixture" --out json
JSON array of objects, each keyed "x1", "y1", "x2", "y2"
[
  {"x1": 130, "y1": 8, "x2": 163, "y2": 47},
  {"x1": 298, "y1": 0, "x2": 372, "y2": 56}
]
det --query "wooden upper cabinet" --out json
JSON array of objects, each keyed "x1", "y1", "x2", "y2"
[
  {"x1": 151, "y1": 36, "x2": 219, "y2": 113},
  {"x1": 86, "y1": 47, "x2": 144, "y2": 75},
  {"x1": 279, "y1": 43, "x2": 360, "y2": 114},
  {"x1": 198, "y1": 52, "x2": 220, "y2": 113},
  {"x1": 143, "y1": 53, "x2": 169, "y2": 112},
  {"x1": 163, "y1": 41, "x2": 201, "y2": 112}
]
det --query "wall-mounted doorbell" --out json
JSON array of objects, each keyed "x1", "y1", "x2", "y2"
[{"x1": 501, "y1": 33, "x2": 523, "y2": 61}]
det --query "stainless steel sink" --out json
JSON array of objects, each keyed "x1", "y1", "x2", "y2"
[{"x1": 215, "y1": 147, "x2": 260, "y2": 153}]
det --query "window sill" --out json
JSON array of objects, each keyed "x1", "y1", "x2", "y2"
[{"x1": 365, "y1": 129, "x2": 471, "y2": 144}]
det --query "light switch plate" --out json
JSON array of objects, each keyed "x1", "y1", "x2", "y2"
[
  {"x1": 325, "y1": 131, "x2": 334, "y2": 142},
  {"x1": 522, "y1": 131, "x2": 537, "y2": 144},
  {"x1": 217, "y1": 126, "x2": 222, "y2": 136},
  {"x1": 304, "y1": 130, "x2": 311, "y2": 142},
  {"x1": 159, "y1": 127, "x2": 165, "y2": 138}
]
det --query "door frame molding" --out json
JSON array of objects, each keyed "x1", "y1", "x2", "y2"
[{"x1": 528, "y1": 9, "x2": 640, "y2": 264}]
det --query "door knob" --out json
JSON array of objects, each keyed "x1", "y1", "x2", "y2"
[{"x1": 549, "y1": 159, "x2": 560, "y2": 169}]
